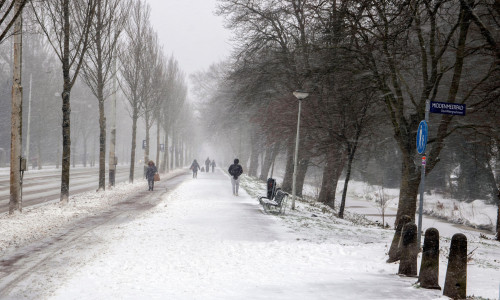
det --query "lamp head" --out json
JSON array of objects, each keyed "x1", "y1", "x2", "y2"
[{"x1": 293, "y1": 90, "x2": 309, "y2": 100}]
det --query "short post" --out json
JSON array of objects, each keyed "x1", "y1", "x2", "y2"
[
  {"x1": 398, "y1": 222, "x2": 418, "y2": 277},
  {"x1": 387, "y1": 214, "x2": 411, "y2": 263},
  {"x1": 443, "y1": 233, "x2": 467, "y2": 299},
  {"x1": 418, "y1": 228, "x2": 441, "y2": 289}
]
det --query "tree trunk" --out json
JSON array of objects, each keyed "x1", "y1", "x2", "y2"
[
  {"x1": 144, "y1": 114, "x2": 150, "y2": 177},
  {"x1": 248, "y1": 131, "x2": 260, "y2": 177},
  {"x1": 281, "y1": 141, "x2": 294, "y2": 192},
  {"x1": 162, "y1": 131, "x2": 168, "y2": 173},
  {"x1": 60, "y1": 0, "x2": 72, "y2": 205},
  {"x1": 9, "y1": 0, "x2": 23, "y2": 213},
  {"x1": 259, "y1": 140, "x2": 281, "y2": 181},
  {"x1": 176, "y1": 137, "x2": 181, "y2": 168},
  {"x1": 129, "y1": 107, "x2": 138, "y2": 183},
  {"x1": 395, "y1": 156, "x2": 421, "y2": 224},
  {"x1": 98, "y1": 96, "x2": 106, "y2": 190},
  {"x1": 318, "y1": 148, "x2": 345, "y2": 208},
  {"x1": 170, "y1": 129, "x2": 175, "y2": 170},
  {"x1": 339, "y1": 152, "x2": 355, "y2": 219},
  {"x1": 60, "y1": 89, "x2": 71, "y2": 204},
  {"x1": 496, "y1": 188, "x2": 500, "y2": 242},
  {"x1": 156, "y1": 122, "x2": 160, "y2": 167},
  {"x1": 295, "y1": 157, "x2": 309, "y2": 197}
]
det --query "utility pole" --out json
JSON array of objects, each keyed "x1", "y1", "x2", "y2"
[{"x1": 9, "y1": 0, "x2": 23, "y2": 214}]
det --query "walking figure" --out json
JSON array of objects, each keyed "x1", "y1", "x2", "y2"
[
  {"x1": 146, "y1": 161, "x2": 158, "y2": 191},
  {"x1": 211, "y1": 160, "x2": 216, "y2": 173},
  {"x1": 228, "y1": 158, "x2": 243, "y2": 196},
  {"x1": 190, "y1": 159, "x2": 200, "y2": 178},
  {"x1": 205, "y1": 157, "x2": 210, "y2": 174}
]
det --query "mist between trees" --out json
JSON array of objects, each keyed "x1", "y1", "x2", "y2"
[
  {"x1": 2, "y1": 0, "x2": 193, "y2": 211},
  {"x1": 1, "y1": 1, "x2": 499, "y2": 241},
  {"x1": 192, "y1": 0, "x2": 500, "y2": 243}
]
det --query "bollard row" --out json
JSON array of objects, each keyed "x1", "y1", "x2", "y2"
[{"x1": 393, "y1": 223, "x2": 467, "y2": 299}]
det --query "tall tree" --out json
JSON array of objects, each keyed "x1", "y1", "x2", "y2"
[
  {"x1": 80, "y1": 0, "x2": 129, "y2": 191},
  {"x1": 119, "y1": 0, "x2": 150, "y2": 183},
  {"x1": 9, "y1": 0, "x2": 23, "y2": 214},
  {"x1": 32, "y1": 0, "x2": 96, "y2": 204}
]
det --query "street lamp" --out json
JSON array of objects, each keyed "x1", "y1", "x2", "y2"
[{"x1": 291, "y1": 90, "x2": 309, "y2": 210}]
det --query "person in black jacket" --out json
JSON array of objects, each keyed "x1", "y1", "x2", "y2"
[
  {"x1": 190, "y1": 159, "x2": 200, "y2": 178},
  {"x1": 228, "y1": 158, "x2": 243, "y2": 196},
  {"x1": 146, "y1": 160, "x2": 158, "y2": 191}
]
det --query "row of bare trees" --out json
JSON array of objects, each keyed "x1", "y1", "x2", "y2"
[
  {"x1": 4, "y1": 0, "x2": 191, "y2": 213},
  {"x1": 197, "y1": 0, "x2": 499, "y2": 242}
]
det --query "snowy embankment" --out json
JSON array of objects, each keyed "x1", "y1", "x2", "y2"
[
  {"x1": 0, "y1": 169, "x2": 185, "y2": 255},
  {"x1": 346, "y1": 180, "x2": 498, "y2": 232}
]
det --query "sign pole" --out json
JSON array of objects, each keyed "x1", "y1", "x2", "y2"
[{"x1": 417, "y1": 100, "x2": 430, "y2": 248}]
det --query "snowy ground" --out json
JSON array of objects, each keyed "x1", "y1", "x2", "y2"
[{"x1": 0, "y1": 168, "x2": 499, "y2": 299}]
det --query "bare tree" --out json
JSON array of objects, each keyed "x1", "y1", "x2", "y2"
[
  {"x1": 80, "y1": 0, "x2": 129, "y2": 191},
  {"x1": 119, "y1": 0, "x2": 150, "y2": 183},
  {"x1": 0, "y1": 0, "x2": 28, "y2": 44},
  {"x1": 32, "y1": 0, "x2": 96, "y2": 204},
  {"x1": 140, "y1": 28, "x2": 163, "y2": 173}
]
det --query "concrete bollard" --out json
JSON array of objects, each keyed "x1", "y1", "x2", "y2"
[
  {"x1": 443, "y1": 233, "x2": 467, "y2": 299},
  {"x1": 418, "y1": 228, "x2": 441, "y2": 289},
  {"x1": 398, "y1": 222, "x2": 418, "y2": 277},
  {"x1": 387, "y1": 214, "x2": 412, "y2": 263}
]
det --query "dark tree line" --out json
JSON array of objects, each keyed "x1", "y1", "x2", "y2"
[{"x1": 194, "y1": 0, "x2": 500, "y2": 242}]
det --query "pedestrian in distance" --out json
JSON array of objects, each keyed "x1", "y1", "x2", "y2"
[
  {"x1": 211, "y1": 160, "x2": 216, "y2": 173},
  {"x1": 190, "y1": 159, "x2": 200, "y2": 178},
  {"x1": 228, "y1": 158, "x2": 243, "y2": 196},
  {"x1": 205, "y1": 157, "x2": 211, "y2": 174},
  {"x1": 146, "y1": 160, "x2": 158, "y2": 191}
]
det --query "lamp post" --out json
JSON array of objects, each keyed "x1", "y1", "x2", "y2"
[{"x1": 291, "y1": 90, "x2": 309, "y2": 210}]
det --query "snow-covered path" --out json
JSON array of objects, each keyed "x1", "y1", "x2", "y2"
[{"x1": 2, "y1": 169, "x2": 497, "y2": 299}]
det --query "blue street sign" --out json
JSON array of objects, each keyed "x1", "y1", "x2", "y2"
[
  {"x1": 416, "y1": 120, "x2": 428, "y2": 154},
  {"x1": 430, "y1": 101, "x2": 466, "y2": 116},
  {"x1": 142, "y1": 140, "x2": 146, "y2": 149}
]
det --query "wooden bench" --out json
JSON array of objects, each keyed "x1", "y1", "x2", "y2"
[{"x1": 259, "y1": 188, "x2": 288, "y2": 214}]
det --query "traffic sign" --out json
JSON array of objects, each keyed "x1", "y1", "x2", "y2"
[
  {"x1": 142, "y1": 140, "x2": 146, "y2": 149},
  {"x1": 416, "y1": 121, "x2": 428, "y2": 154},
  {"x1": 430, "y1": 101, "x2": 466, "y2": 116},
  {"x1": 160, "y1": 144, "x2": 165, "y2": 152}
]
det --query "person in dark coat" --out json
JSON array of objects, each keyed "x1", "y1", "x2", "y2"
[
  {"x1": 190, "y1": 159, "x2": 200, "y2": 178},
  {"x1": 211, "y1": 160, "x2": 216, "y2": 173},
  {"x1": 205, "y1": 157, "x2": 211, "y2": 174},
  {"x1": 146, "y1": 160, "x2": 158, "y2": 191},
  {"x1": 228, "y1": 158, "x2": 243, "y2": 196}
]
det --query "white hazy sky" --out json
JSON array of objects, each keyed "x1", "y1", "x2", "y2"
[{"x1": 147, "y1": 0, "x2": 232, "y2": 78}]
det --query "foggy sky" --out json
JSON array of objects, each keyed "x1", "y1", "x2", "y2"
[{"x1": 147, "y1": 0, "x2": 232, "y2": 79}]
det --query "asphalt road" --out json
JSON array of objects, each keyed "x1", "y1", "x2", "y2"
[
  {"x1": 0, "y1": 172, "x2": 188, "y2": 298},
  {"x1": 0, "y1": 165, "x2": 143, "y2": 213}
]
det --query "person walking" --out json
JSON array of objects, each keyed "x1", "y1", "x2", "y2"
[
  {"x1": 228, "y1": 158, "x2": 243, "y2": 196},
  {"x1": 205, "y1": 157, "x2": 211, "y2": 174},
  {"x1": 146, "y1": 161, "x2": 158, "y2": 191},
  {"x1": 190, "y1": 159, "x2": 200, "y2": 178},
  {"x1": 211, "y1": 160, "x2": 216, "y2": 173}
]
